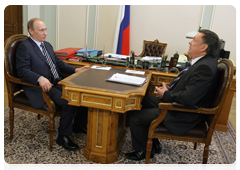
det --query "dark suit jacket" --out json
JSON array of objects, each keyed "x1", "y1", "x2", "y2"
[
  {"x1": 162, "y1": 55, "x2": 219, "y2": 135},
  {"x1": 16, "y1": 38, "x2": 76, "y2": 109}
]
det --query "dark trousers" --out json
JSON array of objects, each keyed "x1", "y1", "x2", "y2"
[
  {"x1": 48, "y1": 84, "x2": 87, "y2": 136},
  {"x1": 129, "y1": 96, "x2": 162, "y2": 151},
  {"x1": 73, "y1": 106, "x2": 88, "y2": 128}
]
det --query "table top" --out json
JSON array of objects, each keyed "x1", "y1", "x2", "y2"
[{"x1": 58, "y1": 67, "x2": 152, "y2": 98}]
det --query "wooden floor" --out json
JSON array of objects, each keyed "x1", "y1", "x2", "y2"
[{"x1": 4, "y1": 79, "x2": 236, "y2": 130}]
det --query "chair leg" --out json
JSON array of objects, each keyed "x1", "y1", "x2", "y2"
[
  {"x1": 194, "y1": 142, "x2": 197, "y2": 150},
  {"x1": 145, "y1": 139, "x2": 153, "y2": 164},
  {"x1": 9, "y1": 107, "x2": 14, "y2": 139},
  {"x1": 202, "y1": 145, "x2": 209, "y2": 164},
  {"x1": 49, "y1": 117, "x2": 55, "y2": 151}
]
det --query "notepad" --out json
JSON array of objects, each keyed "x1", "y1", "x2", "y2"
[{"x1": 106, "y1": 73, "x2": 147, "y2": 86}]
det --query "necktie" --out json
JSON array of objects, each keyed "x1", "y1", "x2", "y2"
[
  {"x1": 168, "y1": 61, "x2": 192, "y2": 89},
  {"x1": 40, "y1": 43, "x2": 59, "y2": 79}
]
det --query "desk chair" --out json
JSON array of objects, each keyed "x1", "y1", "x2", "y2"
[
  {"x1": 4, "y1": 34, "x2": 60, "y2": 151},
  {"x1": 145, "y1": 59, "x2": 234, "y2": 164},
  {"x1": 138, "y1": 39, "x2": 167, "y2": 58}
]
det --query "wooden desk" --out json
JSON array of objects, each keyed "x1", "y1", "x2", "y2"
[
  {"x1": 61, "y1": 60, "x2": 236, "y2": 132},
  {"x1": 58, "y1": 67, "x2": 152, "y2": 163}
]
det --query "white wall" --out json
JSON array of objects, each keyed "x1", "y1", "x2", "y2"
[
  {"x1": 57, "y1": 5, "x2": 87, "y2": 50},
  {"x1": 95, "y1": 5, "x2": 119, "y2": 52},
  {"x1": 212, "y1": 5, "x2": 236, "y2": 66}
]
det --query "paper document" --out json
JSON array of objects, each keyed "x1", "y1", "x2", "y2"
[
  {"x1": 104, "y1": 53, "x2": 129, "y2": 60},
  {"x1": 91, "y1": 65, "x2": 111, "y2": 70},
  {"x1": 141, "y1": 56, "x2": 162, "y2": 62},
  {"x1": 106, "y1": 73, "x2": 147, "y2": 86},
  {"x1": 125, "y1": 69, "x2": 145, "y2": 75}
]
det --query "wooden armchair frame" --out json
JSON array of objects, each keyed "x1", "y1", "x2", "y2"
[
  {"x1": 145, "y1": 59, "x2": 234, "y2": 164},
  {"x1": 138, "y1": 39, "x2": 167, "y2": 58},
  {"x1": 4, "y1": 34, "x2": 60, "y2": 151}
]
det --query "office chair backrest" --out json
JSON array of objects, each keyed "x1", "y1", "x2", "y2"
[
  {"x1": 206, "y1": 59, "x2": 234, "y2": 128},
  {"x1": 4, "y1": 34, "x2": 28, "y2": 93},
  {"x1": 138, "y1": 39, "x2": 167, "y2": 58},
  {"x1": 144, "y1": 44, "x2": 164, "y2": 57},
  {"x1": 210, "y1": 59, "x2": 233, "y2": 108},
  {"x1": 144, "y1": 40, "x2": 167, "y2": 57}
]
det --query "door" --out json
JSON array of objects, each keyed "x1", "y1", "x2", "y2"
[{"x1": 4, "y1": 5, "x2": 23, "y2": 42}]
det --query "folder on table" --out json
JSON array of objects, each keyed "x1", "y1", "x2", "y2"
[
  {"x1": 68, "y1": 56, "x2": 83, "y2": 61},
  {"x1": 55, "y1": 48, "x2": 82, "y2": 59},
  {"x1": 76, "y1": 48, "x2": 98, "y2": 57}
]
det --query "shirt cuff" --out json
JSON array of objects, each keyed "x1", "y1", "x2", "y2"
[{"x1": 37, "y1": 76, "x2": 42, "y2": 83}]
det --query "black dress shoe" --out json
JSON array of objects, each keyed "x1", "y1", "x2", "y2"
[
  {"x1": 56, "y1": 135, "x2": 79, "y2": 151},
  {"x1": 125, "y1": 150, "x2": 154, "y2": 161},
  {"x1": 153, "y1": 139, "x2": 162, "y2": 154},
  {"x1": 72, "y1": 125, "x2": 87, "y2": 134}
]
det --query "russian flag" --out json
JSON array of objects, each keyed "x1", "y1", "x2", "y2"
[{"x1": 116, "y1": 5, "x2": 130, "y2": 55}]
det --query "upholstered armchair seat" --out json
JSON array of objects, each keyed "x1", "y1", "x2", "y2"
[{"x1": 154, "y1": 123, "x2": 208, "y2": 139}]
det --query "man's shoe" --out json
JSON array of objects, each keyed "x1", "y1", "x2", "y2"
[
  {"x1": 56, "y1": 135, "x2": 79, "y2": 151},
  {"x1": 125, "y1": 150, "x2": 154, "y2": 161},
  {"x1": 153, "y1": 141, "x2": 162, "y2": 154},
  {"x1": 72, "y1": 126, "x2": 87, "y2": 134},
  {"x1": 153, "y1": 140, "x2": 162, "y2": 154}
]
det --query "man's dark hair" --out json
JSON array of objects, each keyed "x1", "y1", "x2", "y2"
[{"x1": 199, "y1": 29, "x2": 220, "y2": 57}]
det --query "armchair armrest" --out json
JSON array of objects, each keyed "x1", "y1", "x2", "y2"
[
  {"x1": 20, "y1": 78, "x2": 40, "y2": 88},
  {"x1": 171, "y1": 102, "x2": 199, "y2": 110},
  {"x1": 148, "y1": 102, "x2": 219, "y2": 138},
  {"x1": 158, "y1": 102, "x2": 218, "y2": 115},
  {"x1": 10, "y1": 76, "x2": 56, "y2": 113}
]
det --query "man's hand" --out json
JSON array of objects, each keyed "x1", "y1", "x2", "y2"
[
  {"x1": 75, "y1": 65, "x2": 90, "y2": 72},
  {"x1": 154, "y1": 82, "x2": 169, "y2": 99},
  {"x1": 38, "y1": 76, "x2": 53, "y2": 92}
]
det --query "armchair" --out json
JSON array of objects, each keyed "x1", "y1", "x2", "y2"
[
  {"x1": 145, "y1": 59, "x2": 234, "y2": 164},
  {"x1": 4, "y1": 34, "x2": 60, "y2": 151}
]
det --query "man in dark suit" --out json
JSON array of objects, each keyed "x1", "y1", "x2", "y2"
[
  {"x1": 125, "y1": 29, "x2": 220, "y2": 160},
  {"x1": 16, "y1": 18, "x2": 89, "y2": 151}
]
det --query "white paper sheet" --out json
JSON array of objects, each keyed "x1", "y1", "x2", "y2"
[
  {"x1": 91, "y1": 65, "x2": 112, "y2": 70},
  {"x1": 125, "y1": 69, "x2": 145, "y2": 75},
  {"x1": 106, "y1": 73, "x2": 147, "y2": 86},
  {"x1": 104, "y1": 53, "x2": 129, "y2": 59},
  {"x1": 141, "y1": 56, "x2": 162, "y2": 62}
]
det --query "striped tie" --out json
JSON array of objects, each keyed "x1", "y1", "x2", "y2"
[
  {"x1": 168, "y1": 61, "x2": 192, "y2": 89},
  {"x1": 40, "y1": 43, "x2": 59, "y2": 79}
]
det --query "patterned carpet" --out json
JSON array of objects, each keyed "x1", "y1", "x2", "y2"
[{"x1": 4, "y1": 107, "x2": 236, "y2": 164}]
